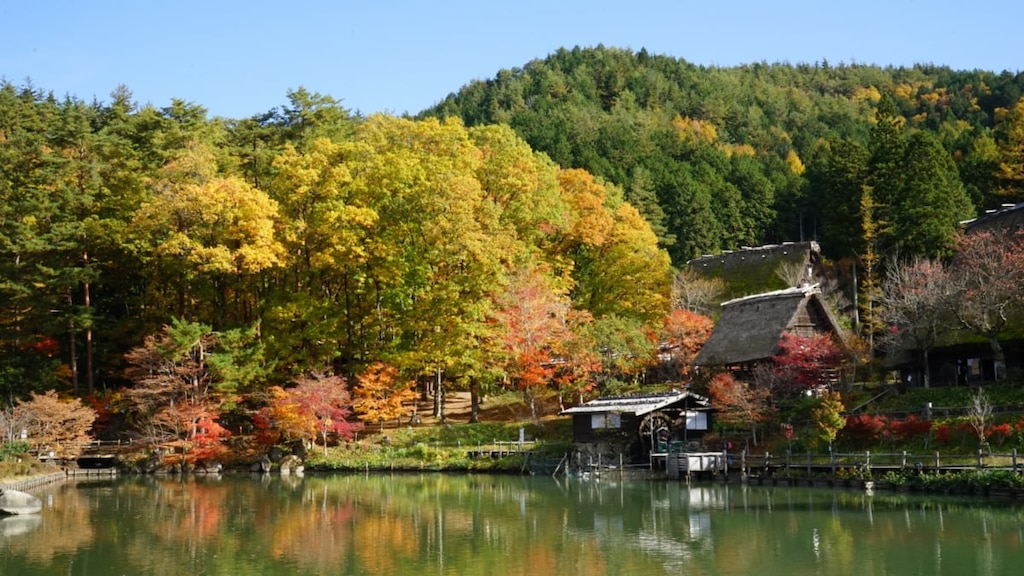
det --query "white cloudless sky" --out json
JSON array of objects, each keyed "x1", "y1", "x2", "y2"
[{"x1": 3, "y1": 0, "x2": 1020, "y2": 119}]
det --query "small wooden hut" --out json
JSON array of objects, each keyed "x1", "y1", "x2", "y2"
[{"x1": 560, "y1": 391, "x2": 712, "y2": 464}]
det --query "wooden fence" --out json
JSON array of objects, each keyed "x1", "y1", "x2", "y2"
[{"x1": 466, "y1": 439, "x2": 537, "y2": 459}]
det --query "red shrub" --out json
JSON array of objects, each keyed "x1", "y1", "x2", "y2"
[
  {"x1": 891, "y1": 415, "x2": 932, "y2": 442},
  {"x1": 842, "y1": 414, "x2": 890, "y2": 446},
  {"x1": 986, "y1": 423, "x2": 1013, "y2": 446}
]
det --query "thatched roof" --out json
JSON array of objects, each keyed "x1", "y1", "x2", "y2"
[
  {"x1": 560, "y1": 391, "x2": 709, "y2": 416},
  {"x1": 693, "y1": 284, "x2": 845, "y2": 366},
  {"x1": 687, "y1": 241, "x2": 823, "y2": 300}
]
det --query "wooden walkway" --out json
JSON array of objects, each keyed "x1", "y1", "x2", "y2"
[{"x1": 737, "y1": 448, "x2": 1024, "y2": 476}]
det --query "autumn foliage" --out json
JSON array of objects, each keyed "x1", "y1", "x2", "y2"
[
  {"x1": 772, "y1": 333, "x2": 843, "y2": 397},
  {"x1": 708, "y1": 372, "x2": 772, "y2": 445},
  {"x1": 353, "y1": 362, "x2": 417, "y2": 431},
  {"x1": 660, "y1": 309, "x2": 713, "y2": 380},
  {"x1": 258, "y1": 373, "x2": 363, "y2": 455},
  {"x1": 17, "y1": 390, "x2": 97, "y2": 459}
]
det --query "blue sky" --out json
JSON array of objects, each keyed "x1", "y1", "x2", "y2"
[{"x1": 3, "y1": 1, "x2": 1021, "y2": 119}]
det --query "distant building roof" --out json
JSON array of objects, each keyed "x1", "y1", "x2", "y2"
[
  {"x1": 693, "y1": 284, "x2": 845, "y2": 366},
  {"x1": 963, "y1": 202, "x2": 1024, "y2": 234},
  {"x1": 560, "y1": 390, "x2": 709, "y2": 416},
  {"x1": 686, "y1": 241, "x2": 823, "y2": 300}
]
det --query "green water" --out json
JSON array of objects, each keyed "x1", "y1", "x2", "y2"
[{"x1": 2, "y1": 474, "x2": 1022, "y2": 575}]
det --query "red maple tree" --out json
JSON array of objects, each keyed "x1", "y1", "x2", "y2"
[{"x1": 772, "y1": 332, "x2": 843, "y2": 397}]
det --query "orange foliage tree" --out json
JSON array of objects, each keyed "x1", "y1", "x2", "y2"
[
  {"x1": 260, "y1": 373, "x2": 363, "y2": 455},
  {"x1": 707, "y1": 373, "x2": 772, "y2": 447},
  {"x1": 18, "y1": 390, "x2": 97, "y2": 459},
  {"x1": 495, "y1": 265, "x2": 572, "y2": 419},
  {"x1": 353, "y1": 362, "x2": 417, "y2": 432},
  {"x1": 659, "y1": 309, "x2": 714, "y2": 380}
]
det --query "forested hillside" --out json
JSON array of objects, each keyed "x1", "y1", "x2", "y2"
[
  {"x1": 424, "y1": 45, "x2": 1024, "y2": 264},
  {"x1": 3, "y1": 45, "x2": 1024, "y2": 451}
]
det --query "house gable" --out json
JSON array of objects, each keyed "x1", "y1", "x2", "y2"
[{"x1": 694, "y1": 285, "x2": 845, "y2": 367}]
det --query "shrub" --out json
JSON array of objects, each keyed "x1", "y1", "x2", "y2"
[
  {"x1": 891, "y1": 415, "x2": 932, "y2": 443},
  {"x1": 841, "y1": 414, "x2": 889, "y2": 447},
  {"x1": 0, "y1": 441, "x2": 30, "y2": 462},
  {"x1": 986, "y1": 422, "x2": 1013, "y2": 446}
]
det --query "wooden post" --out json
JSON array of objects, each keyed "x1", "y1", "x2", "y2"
[
  {"x1": 1013, "y1": 449, "x2": 1018, "y2": 472},
  {"x1": 901, "y1": 451, "x2": 907, "y2": 469},
  {"x1": 934, "y1": 452, "x2": 940, "y2": 471},
  {"x1": 741, "y1": 449, "x2": 747, "y2": 477},
  {"x1": 977, "y1": 448, "x2": 983, "y2": 469},
  {"x1": 865, "y1": 451, "x2": 871, "y2": 472}
]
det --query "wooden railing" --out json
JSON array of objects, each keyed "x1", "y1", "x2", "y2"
[
  {"x1": 466, "y1": 439, "x2": 537, "y2": 459},
  {"x1": 736, "y1": 448, "x2": 1023, "y2": 477}
]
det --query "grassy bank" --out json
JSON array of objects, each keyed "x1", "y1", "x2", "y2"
[{"x1": 306, "y1": 418, "x2": 573, "y2": 473}]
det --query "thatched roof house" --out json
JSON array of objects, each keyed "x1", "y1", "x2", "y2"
[{"x1": 693, "y1": 284, "x2": 845, "y2": 367}]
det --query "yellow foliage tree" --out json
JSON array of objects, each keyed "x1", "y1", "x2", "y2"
[
  {"x1": 353, "y1": 363, "x2": 417, "y2": 431},
  {"x1": 671, "y1": 115, "x2": 718, "y2": 144}
]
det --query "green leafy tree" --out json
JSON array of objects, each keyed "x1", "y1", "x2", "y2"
[
  {"x1": 886, "y1": 131, "x2": 974, "y2": 257},
  {"x1": 808, "y1": 137, "x2": 870, "y2": 260}
]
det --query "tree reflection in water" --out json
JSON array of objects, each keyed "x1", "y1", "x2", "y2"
[{"x1": 2, "y1": 475, "x2": 1023, "y2": 576}]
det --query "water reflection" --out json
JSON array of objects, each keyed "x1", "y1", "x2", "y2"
[{"x1": 2, "y1": 475, "x2": 1022, "y2": 575}]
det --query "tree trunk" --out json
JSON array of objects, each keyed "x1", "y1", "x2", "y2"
[
  {"x1": 469, "y1": 379, "x2": 480, "y2": 424},
  {"x1": 988, "y1": 335, "x2": 1005, "y2": 380},
  {"x1": 83, "y1": 252, "x2": 94, "y2": 395},
  {"x1": 67, "y1": 288, "x2": 79, "y2": 394},
  {"x1": 922, "y1": 348, "x2": 931, "y2": 389}
]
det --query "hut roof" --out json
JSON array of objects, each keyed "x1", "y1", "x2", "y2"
[
  {"x1": 963, "y1": 202, "x2": 1024, "y2": 234},
  {"x1": 693, "y1": 284, "x2": 844, "y2": 366},
  {"x1": 560, "y1": 390, "x2": 709, "y2": 416}
]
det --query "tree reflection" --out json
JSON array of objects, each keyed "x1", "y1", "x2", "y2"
[{"x1": 3, "y1": 476, "x2": 1023, "y2": 575}]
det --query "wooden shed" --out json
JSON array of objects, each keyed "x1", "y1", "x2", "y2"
[
  {"x1": 560, "y1": 391, "x2": 712, "y2": 463},
  {"x1": 693, "y1": 284, "x2": 846, "y2": 368}
]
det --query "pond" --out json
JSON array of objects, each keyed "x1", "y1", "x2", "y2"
[{"x1": 2, "y1": 473, "x2": 1022, "y2": 575}]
